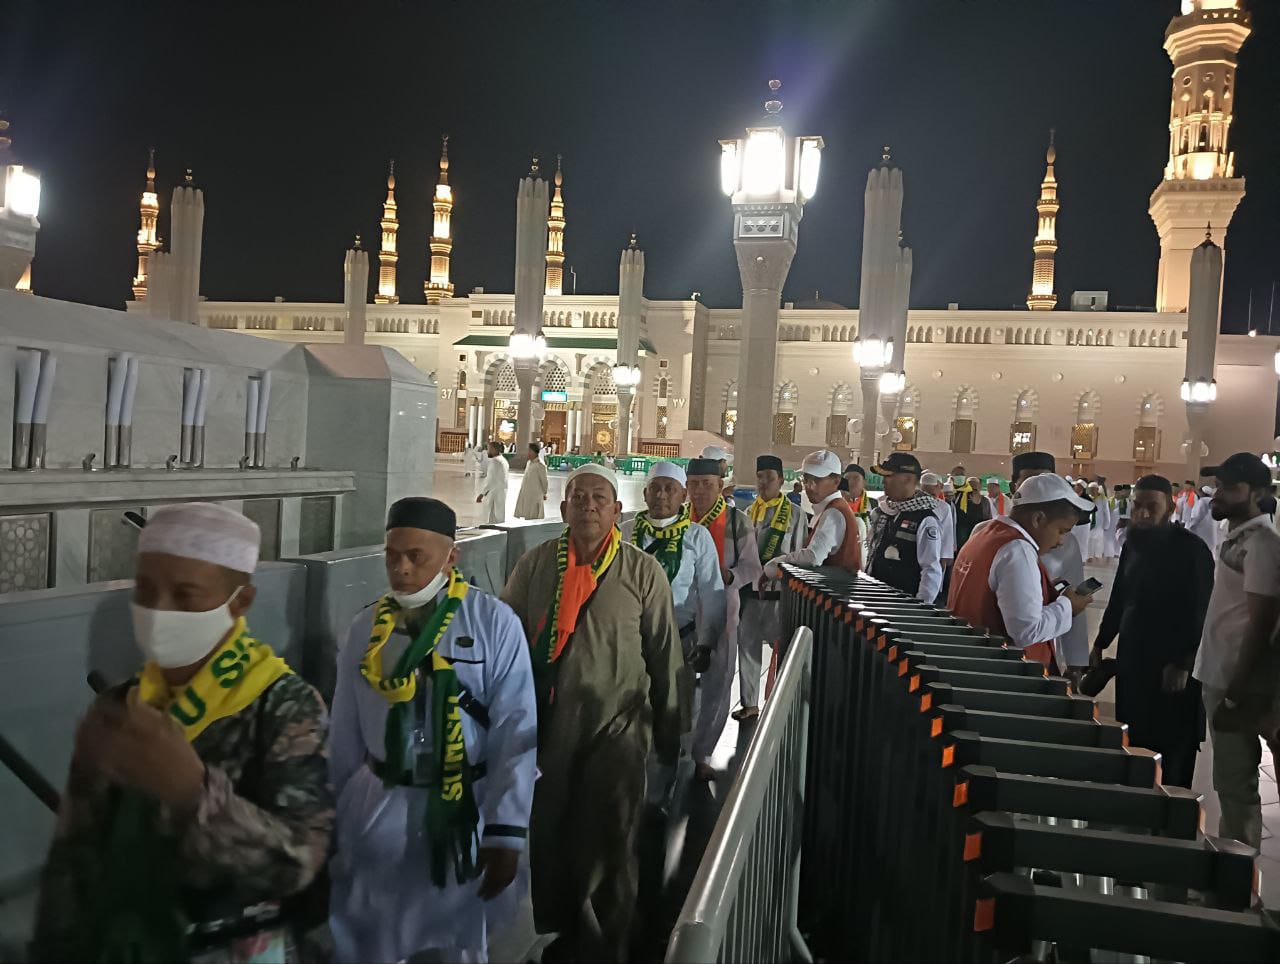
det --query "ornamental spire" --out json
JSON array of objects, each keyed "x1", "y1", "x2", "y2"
[
  {"x1": 375, "y1": 159, "x2": 399, "y2": 303},
  {"x1": 1027, "y1": 130, "x2": 1059, "y2": 311},
  {"x1": 545, "y1": 154, "x2": 566, "y2": 296},
  {"x1": 425, "y1": 134, "x2": 455, "y2": 303},
  {"x1": 132, "y1": 147, "x2": 160, "y2": 301}
]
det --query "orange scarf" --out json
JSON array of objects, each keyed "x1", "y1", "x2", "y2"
[
  {"x1": 546, "y1": 526, "x2": 621, "y2": 661},
  {"x1": 991, "y1": 493, "x2": 1006, "y2": 515},
  {"x1": 693, "y1": 496, "x2": 729, "y2": 566}
]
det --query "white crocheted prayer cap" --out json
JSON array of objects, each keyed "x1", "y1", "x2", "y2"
[
  {"x1": 567, "y1": 462, "x2": 619, "y2": 497},
  {"x1": 701, "y1": 445, "x2": 730, "y2": 462},
  {"x1": 138, "y1": 502, "x2": 261, "y2": 574},
  {"x1": 646, "y1": 461, "x2": 687, "y2": 485}
]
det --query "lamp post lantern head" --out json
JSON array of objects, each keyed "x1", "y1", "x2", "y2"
[
  {"x1": 720, "y1": 81, "x2": 824, "y2": 205},
  {"x1": 0, "y1": 119, "x2": 42, "y2": 289}
]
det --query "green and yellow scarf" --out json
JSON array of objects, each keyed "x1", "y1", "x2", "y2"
[
  {"x1": 748, "y1": 495, "x2": 793, "y2": 562},
  {"x1": 96, "y1": 620, "x2": 291, "y2": 962},
  {"x1": 632, "y1": 504, "x2": 691, "y2": 582},
  {"x1": 361, "y1": 568, "x2": 478, "y2": 887}
]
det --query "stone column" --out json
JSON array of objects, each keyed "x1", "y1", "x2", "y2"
[
  {"x1": 343, "y1": 243, "x2": 369, "y2": 346},
  {"x1": 511, "y1": 167, "x2": 549, "y2": 469},
  {"x1": 614, "y1": 239, "x2": 645, "y2": 457},
  {"x1": 615, "y1": 387, "x2": 635, "y2": 456},
  {"x1": 732, "y1": 243, "x2": 797, "y2": 484},
  {"x1": 1183, "y1": 230, "x2": 1222, "y2": 478}
]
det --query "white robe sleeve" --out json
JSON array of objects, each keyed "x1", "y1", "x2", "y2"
[
  {"x1": 328, "y1": 616, "x2": 368, "y2": 802},
  {"x1": 726, "y1": 508, "x2": 763, "y2": 591},
  {"x1": 916, "y1": 514, "x2": 943, "y2": 603},
  {"x1": 478, "y1": 600, "x2": 538, "y2": 853},
  {"x1": 988, "y1": 541, "x2": 1072, "y2": 649}
]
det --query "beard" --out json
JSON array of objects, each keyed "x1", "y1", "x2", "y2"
[{"x1": 1125, "y1": 523, "x2": 1170, "y2": 549}]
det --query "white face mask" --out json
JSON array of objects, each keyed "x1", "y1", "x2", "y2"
[
  {"x1": 131, "y1": 587, "x2": 241, "y2": 669},
  {"x1": 391, "y1": 568, "x2": 448, "y2": 610}
]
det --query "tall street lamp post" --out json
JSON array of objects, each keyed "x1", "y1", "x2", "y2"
[{"x1": 721, "y1": 80, "x2": 822, "y2": 484}]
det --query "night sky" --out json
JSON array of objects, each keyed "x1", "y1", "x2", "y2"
[{"x1": 4, "y1": 0, "x2": 1278, "y2": 331}]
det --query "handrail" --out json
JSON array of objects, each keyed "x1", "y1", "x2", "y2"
[
  {"x1": 0, "y1": 732, "x2": 59, "y2": 813},
  {"x1": 666, "y1": 626, "x2": 814, "y2": 963}
]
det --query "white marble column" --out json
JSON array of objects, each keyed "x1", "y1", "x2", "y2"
[{"x1": 512, "y1": 166, "x2": 549, "y2": 468}]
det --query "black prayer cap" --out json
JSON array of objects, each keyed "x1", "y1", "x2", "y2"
[
  {"x1": 386, "y1": 497, "x2": 456, "y2": 537},
  {"x1": 844, "y1": 463, "x2": 866, "y2": 478},
  {"x1": 687, "y1": 457, "x2": 722, "y2": 477},
  {"x1": 757, "y1": 455, "x2": 784, "y2": 473},
  {"x1": 1012, "y1": 451, "x2": 1056, "y2": 477},
  {"x1": 1134, "y1": 474, "x2": 1173, "y2": 497}
]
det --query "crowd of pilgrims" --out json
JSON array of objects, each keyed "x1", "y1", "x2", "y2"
[{"x1": 28, "y1": 440, "x2": 1280, "y2": 963}]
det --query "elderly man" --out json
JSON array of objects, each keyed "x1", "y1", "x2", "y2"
[
  {"x1": 329, "y1": 497, "x2": 537, "y2": 962},
  {"x1": 985, "y1": 478, "x2": 1009, "y2": 519},
  {"x1": 949, "y1": 474, "x2": 1094, "y2": 668},
  {"x1": 622, "y1": 461, "x2": 725, "y2": 755},
  {"x1": 34, "y1": 504, "x2": 331, "y2": 962},
  {"x1": 686, "y1": 457, "x2": 761, "y2": 780},
  {"x1": 735, "y1": 454, "x2": 807, "y2": 721},
  {"x1": 763, "y1": 450, "x2": 862, "y2": 579},
  {"x1": 477, "y1": 441, "x2": 510, "y2": 523},
  {"x1": 1090, "y1": 476, "x2": 1214, "y2": 788},
  {"x1": 922, "y1": 472, "x2": 957, "y2": 599},
  {"x1": 502, "y1": 464, "x2": 684, "y2": 961},
  {"x1": 865, "y1": 452, "x2": 943, "y2": 602},
  {"x1": 701, "y1": 444, "x2": 735, "y2": 498}
]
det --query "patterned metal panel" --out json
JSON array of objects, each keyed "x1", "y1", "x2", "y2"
[
  {"x1": 88, "y1": 507, "x2": 142, "y2": 583},
  {"x1": 298, "y1": 496, "x2": 336, "y2": 556},
  {"x1": 242, "y1": 499, "x2": 282, "y2": 562},
  {"x1": 0, "y1": 513, "x2": 51, "y2": 592}
]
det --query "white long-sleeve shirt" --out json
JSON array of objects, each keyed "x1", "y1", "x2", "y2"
[
  {"x1": 933, "y1": 498, "x2": 956, "y2": 562},
  {"x1": 762, "y1": 490, "x2": 848, "y2": 578},
  {"x1": 914, "y1": 512, "x2": 944, "y2": 602},
  {"x1": 480, "y1": 454, "x2": 509, "y2": 498},
  {"x1": 622, "y1": 516, "x2": 726, "y2": 649},
  {"x1": 985, "y1": 517, "x2": 1074, "y2": 649}
]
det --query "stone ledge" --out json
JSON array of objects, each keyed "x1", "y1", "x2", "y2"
[{"x1": 0, "y1": 469, "x2": 356, "y2": 513}]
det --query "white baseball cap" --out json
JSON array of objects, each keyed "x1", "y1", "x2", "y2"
[
  {"x1": 801, "y1": 449, "x2": 842, "y2": 478},
  {"x1": 920, "y1": 471, "x2": 942, "y2": 487},
  {"x1": 1012, "y1": 474, "x2": 1094, "y2": 511},
  {"x1": 566, "y1": 462, "x2": 619, "y2": 496},
  {"x1": 701, "y1": 445, "x2": 730, "y2": 462},
  {"x1": 645, "y1": 460, "x2": 686, "y2": 485}
]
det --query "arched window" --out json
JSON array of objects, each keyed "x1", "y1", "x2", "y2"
[
  {"x1": 774, "y1": 381, "x2": 799, "y2": 444},
  {"x1": 951, "y1": 386, "x2": 978, "y2": 454},
  {"x1": 826, "y1": 382, "x2": 854, "y2": 447},
  {"x1": 721, "y1": 380, "x2": 738, "y2": 438}
]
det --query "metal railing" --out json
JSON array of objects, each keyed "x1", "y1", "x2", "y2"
[{"x1": 666, "y1": 626, "x2": 814, "y2": 964}]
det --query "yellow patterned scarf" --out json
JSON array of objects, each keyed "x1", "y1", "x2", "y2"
[
  {"x1": 748, "y1": 495, "x2": 793, "y2": 562},
  {"x1": 136, "y1": 618, "x2": 290, "y2": 741}
]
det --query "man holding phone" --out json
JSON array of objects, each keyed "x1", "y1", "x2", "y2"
[{"x1": 1090, "y1": 475, "x2": 1214, "y2": 788}]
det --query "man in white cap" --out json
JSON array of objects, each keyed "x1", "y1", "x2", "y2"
[
  {"x1": 329, "y1": 497, "x2": 537, "y2": 962},
  {"x1": 1087, "y1": 481, "x2": 1109, "y2": 562},
  {"x1": 476, "y1": 440, "x2": 510, "y2": 524},
  {"x1": 685, "y1": 456, "x2": 761, "y2": 781},
  {"x1": 502, "y1": 463, "x2": 684, "y2": 961},
  {"x1": 35, "y1": 503, "x2": 332, "y2": 962},
  {"x1": 948, "y1": 474, "x2": 1095, "y2": 668},
  {"x1": 761, "y1": 450, "x2": 862, "y2": 581},
  {"x1": 622, "y1": 460, "x2": 725, "y2": 679},
  {"x1": 735, "y1": 454, "x2": 807, "y2": 721}
]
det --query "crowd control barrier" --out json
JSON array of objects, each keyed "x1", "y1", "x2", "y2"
[
  {"x1": 777, "y1": 566, "x2": 1279, "y2": 963},
  {"x1": 667, "y1": 627, "x2": 815, "y2": 964}
]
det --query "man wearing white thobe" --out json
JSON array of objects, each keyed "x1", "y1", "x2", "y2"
[
  {"x1": 514, "y1": 443, "x2": 549, "y2": 520},
  {"x1": 330, "y1": 497, "x2": 537, "y2": 963},
  {"x1": 477, "y1": 441, "x2": 510, "y2": 524},
  {"x1": 1186, "y1": 484, "x2": 1224, "y2": 553}
]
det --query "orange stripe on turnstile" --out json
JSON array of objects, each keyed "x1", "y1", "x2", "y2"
[
  {"x1": 941, "y1": 744, "x2": 955, "y2": 768},
  {"x1": 843, "y1": 609, "x2": 853, "y2": 624},
  {"x1": 920, "y1": 693, "x2": 932, "y2": 712},
  {"x1": 908, "y1": 674, "x2": 920, "y2": 693},
  {"x1": 963, "y1": 832, "x2": 982, "y2": 861},
  {"x1": 876, "y1": 637, "x2": 887, "y2": 652},
  {"x1": 898, "y1": 660, "x2": 909, "y2": 677},
  {"x1": 952, "y1": 780, "x2": 969, "y2": 807},
  {"x1": 973, "y1": 898, "x2": 995, "y2": 932},
  {"x1": 930, "y1": 717, "x2": 943, "y2": 738},
  {"x1": 887, "y1": 645, "x2": 898, "y2": 661}
]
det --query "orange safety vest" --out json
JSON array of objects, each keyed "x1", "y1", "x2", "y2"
[
  {"x1": 946, "y1": 519, "x2": 1056, "y2": 668},
  {"x1": 807, "y1": 495, "x2": 862, "y2": 573}
]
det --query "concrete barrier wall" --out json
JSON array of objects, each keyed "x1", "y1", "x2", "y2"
[{"x1": 0, "y1": 526, "x2": 560, "y2": 893}]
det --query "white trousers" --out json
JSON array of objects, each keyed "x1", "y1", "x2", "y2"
[
  {"x1": 737, "y1": 595, "x2": 782, "y2": 709},
  {"x1": 692, "y1": 623, "x2": 737, "y2": 765}
]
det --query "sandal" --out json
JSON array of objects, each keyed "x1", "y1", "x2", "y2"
[{"x1": 731, "y1": 706, "x2": 760, "y2": 722}]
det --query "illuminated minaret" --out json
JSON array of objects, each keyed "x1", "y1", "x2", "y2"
[
  {"x1": 1027, "y1": 131, "x2": 1058, "y2": 311},
  {"x1": 424, "y1": 135, "x2": 454, "y2": 304},
  {"x1": 545, "y1": 155, "x2": 565, "y2": 296},
  {"x1": 132, "y1": 148, "x2": 159, "y2": 301},
  {"x1": 375, "y1": 159, "x2": 399, "y2": 304},
  {"x1": 1148, "y1": 0, "x2": 1250, "y2": 312}
]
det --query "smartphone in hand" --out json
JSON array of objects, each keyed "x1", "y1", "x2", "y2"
[{"x1": 1074, "y1": 577, "x2": 1104, "y2": 596}]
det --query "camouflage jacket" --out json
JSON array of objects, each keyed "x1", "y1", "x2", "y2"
[{"x1": 32, "y1": 673, "x2": 333, "y2": 961}]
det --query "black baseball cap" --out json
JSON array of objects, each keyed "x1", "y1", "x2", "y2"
[
  {"x1": 844, "y1": 463, "x2": 866, "y2": 478},
  {"x1": 1201, "y1": 453, "x2": 1273, "y2": 489},
  {"x1": 872, "y1": 452, "x2": 922, "y2": 477}
]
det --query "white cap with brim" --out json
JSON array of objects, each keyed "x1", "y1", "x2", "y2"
[
  {"x1": 567, "y1": 462, "x2": 619, "y2": 496},
  {"x1": 646, "y1": 461, "x2": 686, "y2": 486},
  {"x1": 801, "y1": 450, "x2": 842, "y2": 478},
  {"x1": 920, "y1": 472, "x2": 942, "y2": 487},
  {"x1": 1012, "y1": 474, "x2": 1095, "y2": 512},
  {"x1": 700, "y1": 445, "x2": 730, "y2": 462},
  {"x1": 138, "y1": 502, "x2": 261, "y2": 574}
]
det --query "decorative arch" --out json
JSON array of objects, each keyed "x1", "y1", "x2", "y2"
[
  {"x1": 584, "y1": 361, "x2": 616, "y2": 395},
  {"x1": 775, "y1": 380, "x2": 799, "y2": 414},
  {"x1": 829, "y1": 382, "x2": 856, "y2": 415},
  {"x1": 1013, "y1": 387, "x2": 1039, "y2": 419},
  {"x1": 953, "y1": 385, "x2": 979, "y2": 418},
  {"x1": 537, "y1": 357, "x2": 569, "y2": 394},
  {"x1": 1075, "y1": 388, "x2": 1102, "y2": 423},
  {"x1": 1137, "y1": 391, "x2": 1164, "y2": 428},
  {"x1": 898, "y1": 383, "x2": 921, "y2": 416},
  {"x1": 722, "y1": 380, "x2": 739, "y2": 407}
]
